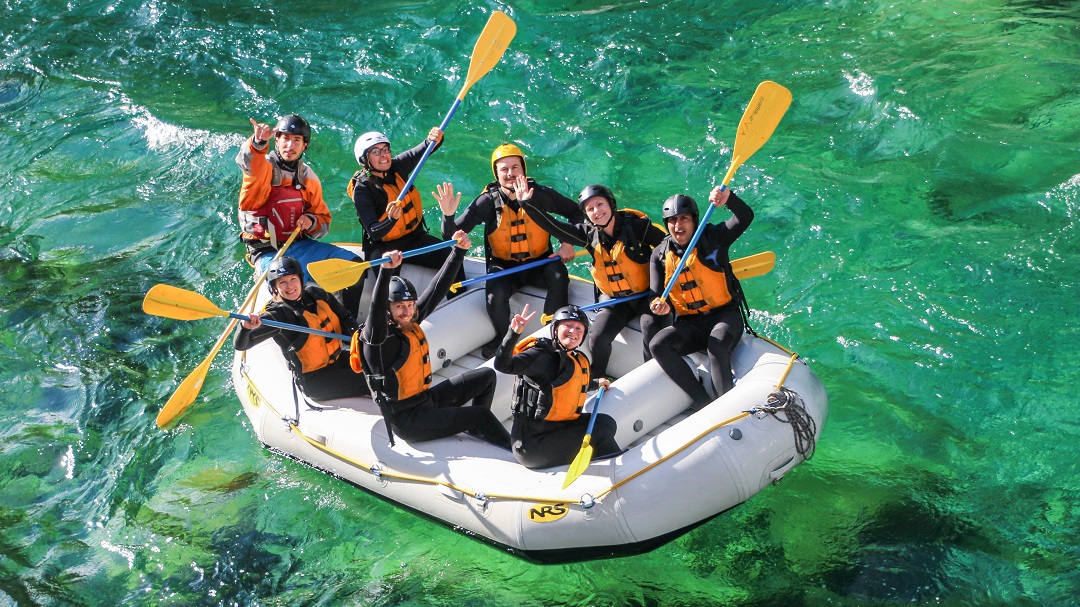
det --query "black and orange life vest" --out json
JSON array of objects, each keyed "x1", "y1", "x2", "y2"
[
  {"x1": 511, "y1": 337, "x2": 591, "y2": 422},
  {"x1": 488, "y1": 186, "x2": 552, "y2": 262},
  {"x1": 348, "y1": 170, "x2": 424, "y2": 241},
  {"x1": 270, "y1": 292, "x2": 343, "y2": 374},
  {"x1": 587, "y1": 209, "x2": 653, "y2": 298},
  {"x1": 661, "y1": 240, "x2": 733, "y2": 316}
]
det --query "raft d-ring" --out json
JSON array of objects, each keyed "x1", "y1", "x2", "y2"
[
  {"x1": 474, "y1": 492, "x2": 492, "y2": 516},
  {"x1": 370, "y1": 462, "x2": 388, "y2": 487},
  {"x1": 579, "y1": 494, "x2": 596, "y2": 509}
]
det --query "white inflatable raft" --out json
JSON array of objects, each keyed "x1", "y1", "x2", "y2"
[{"x1": 231, "y1": 251, "x2": 828, "y2": 563}]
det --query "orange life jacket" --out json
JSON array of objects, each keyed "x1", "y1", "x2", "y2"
[
  {"x1": 512, "y1": 337, "x2": 591, "y2": 422},
  {"x1": 291, "y1": 298, "x2": 343, "y2": 373},
  {"x1": 662, "y1": 244, "x2": 733, "y2": 316},
  {"x1": 489, "y1": 198, "x2": 552, "y2": 262},
  {"x1": 391, "y1": 324, "x2": 432, "y2": 401},
  {"x1": 348, "y1": 170, "x2": 424, "y2": 241},
  {"x1": 588, "y1": 209, "x2": 653, "y2": 298}
]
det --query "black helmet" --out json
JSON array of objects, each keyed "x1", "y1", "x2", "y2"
[
  {"x1": 388, "y1": 276, "x2": 418, "y2": 303},
  {"x1": 267, "y1": 257, "x2": 304, "y2": 295},
  {"x1": 577, "y1": 184, "x2": 617, "y2": 215},
  {"x1": 661, "y1": 194, "x2": 699, "y2": 225},
  {"x1": 275, "y1": 114, "x2": 311, "y2": 143},
  {"x1": 549, "y1": 305, "x2": 589, "y2": 343}
]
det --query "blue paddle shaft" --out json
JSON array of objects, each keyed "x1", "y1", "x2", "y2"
[
  {"x1": 229, "y1": 312, "x2": 351, "y2": 341},
  {"x1": 580, "y1": 292, "x2": 648, "y2": 312},
  {"x1": 659, "y1": 192, "x2": 722, "y2": 300},
  {"x1": 458, "y1": 255, "x2": 559, "y2": 289},
  {"x1": 583, "y1": 386, "x2": 606, "y2": 437},
  {"x1": 367, "y1": 239, "x2": 459, "y2": 270},
  {"x1": 394, "y1": 99, "x2": 463, "y2": 203}
]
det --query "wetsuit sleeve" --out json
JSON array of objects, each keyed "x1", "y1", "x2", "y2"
[
  {"x1": 416, "y1": 247, "x2": 466, "y2": 321},
  {"x1": 233, "y1": 304, "x2": 289, "y2": 351},
  {"x1": 493, "y1": 332, "x2": 558, "y2": 377},
  {"x1": 649, "y1": 240, "x2": 669, "y2": 297},
  {"x1": 520, "y1": 199, "x2": 589, "y2": 247},
  {"x1": 714, "y1": 191, "x2": 754, "y2": 247},
  {"x1": 395, "y1": 138, "x2": 443, "y2": 174},
  {"x1": 533, "y1": 185, "x2": 587, "y2": 228},
  {"x1": 362, "y1": 266, "x2": 397, "y2": 345},
  {"x1": 236, "y1": 137, "x2": 272, "y2": 211},
  {"x1": 352, "y1": 178, "x2": 394, "y2": 241}
]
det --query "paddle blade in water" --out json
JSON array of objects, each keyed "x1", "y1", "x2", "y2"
[{"x1": 458, "y1": 11, "x2": 517, "y2": 99}]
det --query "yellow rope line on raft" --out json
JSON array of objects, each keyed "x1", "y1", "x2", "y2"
[{"x1": 240, "y1": 337, "x2": 803, "y2": 508}]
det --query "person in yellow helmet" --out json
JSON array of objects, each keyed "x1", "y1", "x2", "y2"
[{"x1": 437, "y1": 144, "x2": 585, "y2": 358}]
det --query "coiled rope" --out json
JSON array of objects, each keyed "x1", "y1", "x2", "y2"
[{"x1": 753, "y1": 387, "x2": 817, "y2": 460}]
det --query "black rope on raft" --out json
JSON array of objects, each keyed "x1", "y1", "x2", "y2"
[{"x1": 754, "y1": 387, "x2": 817, "y2": 460}]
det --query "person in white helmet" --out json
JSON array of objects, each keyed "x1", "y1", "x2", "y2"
[{"x1": 348, "y1": 127, "x2": 464, "y2": 293}]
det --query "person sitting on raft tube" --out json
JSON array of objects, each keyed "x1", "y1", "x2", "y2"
[
  {"x1": 438, "y1": 144, "x2": 585, "y2": 358},
  {"x1": 234, "y1": 257, "x2": 370, "y2": 402},
  {"x1": 237, "y1": 115, "x2": 364, "y2": 311},
  {"x1": 349, "y1": 128, "x2": 464, "y2": 294},
  {"x1": 358, "y1": 232, "x2": 511, "y2": 449},
  {"x1": 516, "y1": 180, "x2": 669, "y2": 379},
  {"x1": 648, "y1": 186, "x2": 754, "y2": 409},
  {"x1": 494, "y1": 304, "x2": 619, "y2": 470}
]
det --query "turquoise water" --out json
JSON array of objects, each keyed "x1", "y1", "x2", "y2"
[{"x1": 3, "y1": 0, "x2": 1079, "y2": 604}]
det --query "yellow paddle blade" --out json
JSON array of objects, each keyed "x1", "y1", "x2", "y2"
[
  {"x1": 306, "y1": 258, "x2": 372, "y2": 292},
  {"x1": 562, "y1": 437, "x2": 594, "y2": 489},
  {"x1": 143, "y1": 284, "x2": 230, "y2": 321},
  {"x1": 721, "y1": 81, "x2": 792, "y2": 186},
  {"x1": 731, "y1": 251, "x2": 776, "y2": 280},
  {"x1": 156, "y1": 344, "x2": 214, "y2": 427},
  {"x1": 457, "y1": 11, "x2": 517, "y2": 99}
]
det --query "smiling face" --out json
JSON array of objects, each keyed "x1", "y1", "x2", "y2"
[
  {"x1": 494, "y1": 156, "x2": 525, "y2": 190},
  {"x1": 366, "y1": 143, "x2": 392, "y2": 173},
  {"x1": 272, "y1": 274, "x2": 303, "y2": 301},
  {"x1": 665, "y1": 214, "x2": 696, "y2": 246},
  {"x1": 275, "y1": 132, "x2": 307, "y2": 162},
  {"x1": 582, "y1": 196, "x2": 613, "y2": 227},
  {"x1": 389, "y1": 299, "x2": 416, "y2": 328},
  {"x1": 554, "y1": 320, "x2": 586, "y2": 350}
]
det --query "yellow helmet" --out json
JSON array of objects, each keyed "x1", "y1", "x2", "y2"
[{"x1": 490, "y1": 143, "x2": 527, "y2": 179}]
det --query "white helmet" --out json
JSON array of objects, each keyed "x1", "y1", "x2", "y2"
[{"x1": 354, "y1": 131, "x2": 390, "y2": 167}]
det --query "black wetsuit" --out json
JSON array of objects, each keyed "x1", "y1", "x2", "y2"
[
  {"x1": 360, "y1": 247, "x2": 510, "y2": 448},
  {"x1": 234, "y1": 286, "x2": 369, "y2": 401},
  {"x1": 520, "y1": 201, "x2": 669, "y2": 378},
  {"x1": 350, "y1": 138, "x2": 463, "y2": 289},
  {"x1": 493, "y1": 329, "x2": 619, "y2": 470},
  {"x1": 648, "y1": 193, "x2": 754, "y2": 406}
]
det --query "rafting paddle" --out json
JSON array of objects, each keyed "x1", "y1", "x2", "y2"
[
  {"x1": 539, "y1": 250, "x2": 777, "y2": 324},
  {"x1": 307, "y1": 238, "x2": 459, "y2": 292},
  {"x1": 155, "y1": 230, "x2": 301, "y2": 428},
  {"x1": 319, "y1": 13, "x2": 516, "y2": 290},
  {"x1": 563, "y1": 386, "x2": 607, "y2": 489},
  {"x1": 658, "y1": 81, "x2": 791, "y2": 304},
  {"x1": 449, "y1": 250, "x2": 588, "y2": 293},
  {"x1": 143, "y1": 284, "x2": 353, "y2": 341}
]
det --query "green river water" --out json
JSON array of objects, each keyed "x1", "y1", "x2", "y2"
[{"x1": 2, "y1": 0, "x2": 1079, "y2": 605}]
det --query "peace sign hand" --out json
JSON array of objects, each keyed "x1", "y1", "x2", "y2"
[{"x1": 510, "y1": 303, "x2": 536, "y2": 334}]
